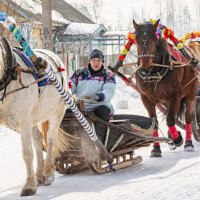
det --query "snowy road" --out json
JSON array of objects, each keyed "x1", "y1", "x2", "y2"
[{"x1": 1, "y1": 127, "x2": 200, "y2": 200}]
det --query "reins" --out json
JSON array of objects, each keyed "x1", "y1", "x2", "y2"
[
  {"x1": 4, "y1": 72, "x2": 47, "y2": 96},
  {"x1": 151, "y1": 62, "x2": 190, "y2": 68}
]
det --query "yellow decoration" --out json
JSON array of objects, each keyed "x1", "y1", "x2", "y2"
[
  {"x1": 129, "y1": 33, "x2": 135, "y2": 40},
  {"x1": 185, "y1": 33, "x2": 191, "y2": 39},
  {"x1": 121, "y1": 48, "x2": 128, "y2": 55},
  {"x1": 161, "y1": 29, "x2": 165, "y2": 35},
  {"x1": 195, "y1": 32, "x2": 200, "y2": 37},
  {"x1": 150, "y1": 19, "x2": 156, "y2": 24},
  {"x1": 180, "y1": 37, "x2": 186, "y2": 43},
  {"x1": 176, "y1": 43, "x2": 183, "y2": 49}
]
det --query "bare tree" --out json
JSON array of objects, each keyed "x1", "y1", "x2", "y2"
[
  {"x1": 69, "y1": 0, "x2": 103, "y2": 24},
  {"x1": 131, "y1": 7, "x2": 139, "y2": 26},
  {"x1": 64, "y1": 34, "x2": 92, "y2": 55},
  {"x1": 194, "y1": 0, "x2": 200, "y2": 30},
  {"x1": 87, "y1": 0, "x2": 103, "y2": 23},
  {"x1": 116, "y1": 9, "x2": 123, "y2": 30},
  {"x1": 158, "y1": 0, "x2": 162, "y2": 19},
  {"x1": 182, "y1": 5, "x2": 191, "y2": 34},
  {"x1": 178, "y1": 0, "x2": 182, "y2": 36},
  {"x1": 71, "y1": 2, "x2": 92, "y2": 20},
  {"x1": 166, "y1": 0, "x2": 175, "y2": 30},
  {"x1": 54, "y1": 26, "x2": 93, "y2": 56}
]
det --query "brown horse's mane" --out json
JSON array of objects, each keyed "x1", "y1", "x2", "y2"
[{"x1": 155, "y1": 38, "x2": 170, "y2": 61}]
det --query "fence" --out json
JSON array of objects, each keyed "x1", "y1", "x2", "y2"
[{"x1": 58, "y1": 53, "x2": 134, "y2": 77}]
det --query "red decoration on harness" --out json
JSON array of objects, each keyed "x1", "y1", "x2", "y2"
[
  {"x1": 152, "y1": 130, "x2": 160, "y2": 146},
  {"x1": 118, "y1": 54, "x2": 125, "y2": 61},
  {"x1": 190, "y1": 32, "x2": 196, "y2": 39},
  {"x1": 125, "y1": 42, "x2": 131, "y2": 50},
  {"x1": 57, "y1": 66, "x2": 65, "y2": 71},
  {"x1": 68, "y1": 81, "x2": 73, "y2": 89},
  {"x1": 167, "y1": 43, "x2": 187, "y2": 63}
]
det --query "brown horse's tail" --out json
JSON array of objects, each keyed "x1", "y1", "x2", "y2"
[
  {"x1": 177, "y1": 100, "x2": 185, "y2": 122},
  {"x1": 39, "y1": 121, "x2": 76, "y2": 158}
]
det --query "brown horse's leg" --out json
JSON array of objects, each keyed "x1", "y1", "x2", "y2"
[
  {"x1": 167, "y1": 90, "x2": 183, "y2": 147},
  {"x1": 185, "y1": 124, "x2": 192, "y2": 141},
  {"x1": 167, "y1": 107, "x2": 183, "y2": 148},
  {"x1": 184, "y1": 98, "x2": 195, "y2": 151},
  {"x1": 140, "y1": 95, "x2": 161, "y2": 157},
  {"x1": 184, "y1": 123, "x2": 194, "y2": 151}
]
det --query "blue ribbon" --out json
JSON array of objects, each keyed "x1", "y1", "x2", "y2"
[{"x1": 0, "y1": 11, "x2": 6, "y2": 23}]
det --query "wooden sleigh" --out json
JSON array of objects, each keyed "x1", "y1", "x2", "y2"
[{"x1": 55, "y1": 111, "x2": 171, "y2": 174}]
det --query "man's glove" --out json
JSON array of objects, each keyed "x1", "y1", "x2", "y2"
[{"x1": 92, "y1": 93, "x2": 105, "y2": 102}]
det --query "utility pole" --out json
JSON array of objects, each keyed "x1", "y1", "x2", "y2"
[{"x1": 42, "y1": 0, "x2": 53, "y2": 50}]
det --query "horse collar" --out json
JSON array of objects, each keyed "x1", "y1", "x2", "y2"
[
  {"x1": 138, "y1": 67, "x2": 169, "y2": 82},
  {"x1": 0, "y1": 37, "x2": 17, "y2": 95}
]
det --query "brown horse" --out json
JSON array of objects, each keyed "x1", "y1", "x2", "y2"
[{"x1": 133, "y1": 19, "x2": 199, "y2": 157}]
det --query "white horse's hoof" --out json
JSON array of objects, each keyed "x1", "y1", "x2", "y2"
[
  {"x1": 43, "y1": 173, "x2": 55, "y2": 186},
  {"x1": 20, "y1": 187, "x2": 37, "y2": 196}
]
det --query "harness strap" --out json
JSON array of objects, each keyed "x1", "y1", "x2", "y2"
[
  {"x1": 4, "y1": 75, "x2": 47, "y2": 97},
  {"x1": 182, "y1": 76, "x2": 198, "y2": 89},
  {"x1": 138, "y1": 67, "x2": 169, "y2": 82},
  {"x1": 15, "y1": 65, "x2": 27, "y2": 88},
  {"x1": 151, "y1": 62, "x2": 189, "y2": 68},
  {"x1": 138, "y1": 54, "x2": 155, "y2": 58}
]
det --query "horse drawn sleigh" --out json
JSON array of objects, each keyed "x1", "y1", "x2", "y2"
[
  {"x1": 55, "y1": 110, "x2": 171, "y2": 174},
  {"x1": 53, "y1": 19, "x2": 200, "y2": 174}
]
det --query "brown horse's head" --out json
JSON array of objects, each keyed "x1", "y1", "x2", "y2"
[{"x1": 133, "y1": 19, "x2": 160, "y2": 69}]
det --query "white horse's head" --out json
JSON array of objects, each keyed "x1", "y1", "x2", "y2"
[{"x1": 0, "y1": 37, "x2": 16, "y2": 92}]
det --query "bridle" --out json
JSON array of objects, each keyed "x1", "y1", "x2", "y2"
[
  {"x1": 137, "y1": 31, "x2": 156, "y2": 59},
  {"x1": 136, "y1": 30, "x2": 170, "y2": 83}
]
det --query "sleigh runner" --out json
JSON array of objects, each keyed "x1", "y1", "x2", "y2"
[{"x1": 55, "y1": 111, "x2": 171, "y2": 174}]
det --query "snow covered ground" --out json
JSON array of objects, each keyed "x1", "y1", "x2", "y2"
[{"x1": 1, "y1": 78, "x2": 200, "y2": 200}]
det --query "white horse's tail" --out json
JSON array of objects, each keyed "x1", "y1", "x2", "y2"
[{"x1": 39, "y1": 121, "x2": 76, "y2": 158}]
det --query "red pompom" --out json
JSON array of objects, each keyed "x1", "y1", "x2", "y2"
[
  {"x1": 68, "y1": 81, "x2": 73, "y2": 89},
  {"x1": 118, "y1": 55, "x2": 125, "y2": 61},
  {"x1": 164, "y1": 28, "x2": 174, "y2": 40},
  {"x1": 171, "y1": 37, "x2": 179, "y2": 44},
  {"x1": 125, "y1": 43, "x2": 131, "y2": 50},
  {"x1": 57, "y1": 66, "x2": 65, "y2": 71},
  {"x1": 191, "y1": 32, "x2": 196, "y2": 39}
]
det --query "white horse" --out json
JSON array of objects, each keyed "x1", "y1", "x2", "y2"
[{"x1": 0, "y1": 37, "x2": 68, "y2": 196}]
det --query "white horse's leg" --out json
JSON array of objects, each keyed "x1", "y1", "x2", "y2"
[
  {"x1": 20, "y1": 126, "x2": 37, "y2": 196},
  {"x1": 32, "y1": 126, "x2": 44, "y2": 185},
  {"x1": 43, "y1": 105, "x2": 65, "y2": 186}
]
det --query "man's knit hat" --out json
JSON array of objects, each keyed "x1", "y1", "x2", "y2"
[{"x1": 89, "y1": 49, "x2": 104, "y2": 61}]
